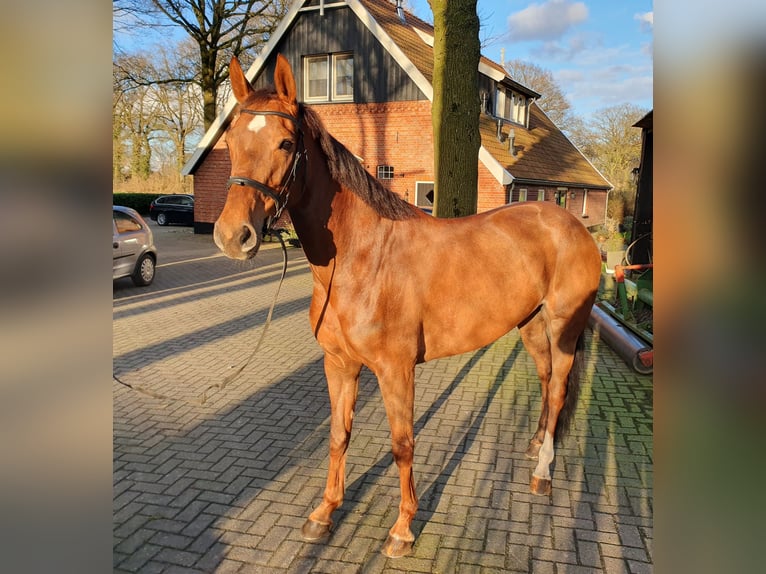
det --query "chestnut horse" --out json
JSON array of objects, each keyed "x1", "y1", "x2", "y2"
[{"x1": 214, "y1": 54, "x2": 601, "y2": 558}]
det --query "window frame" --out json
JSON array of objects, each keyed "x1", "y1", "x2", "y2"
[
  {"x1": 331, "y1": 53, "x2": 354, "y2": 102},
  {"x1": 304, "y1": 52, "x2": 354, "y2": 103},
  {"x1": 304, "y1": 55, "x2": 330, "y2": 102},
  {"x1": 415, "y1": 181, "x2": 435, "y2": 210},
  {"x1": 495, "y1": 85, "x2": 527, "y2": 125},
  {"x1": 377, "y1": 165, "x2": 394, "y2": 180}
]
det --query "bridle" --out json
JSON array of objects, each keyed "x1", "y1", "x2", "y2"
[{"x1": 227, "y1": 109, "x2": 305, "y2": 227}]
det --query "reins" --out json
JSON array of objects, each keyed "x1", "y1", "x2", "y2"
[
  {"x1": 114, "y1": 110, "x2": 305, "y2": 407},
  {"x1": 113, "y1": 233, "x2": 289, "y2": 407}
]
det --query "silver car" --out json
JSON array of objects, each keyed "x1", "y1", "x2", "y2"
[{"x1": 113, "y1": 206, "x2": 157, "y2": 286}]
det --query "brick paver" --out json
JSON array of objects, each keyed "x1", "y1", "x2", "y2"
[{"x1": 114, "y1": 224, "x2": 653, "y2": 573}]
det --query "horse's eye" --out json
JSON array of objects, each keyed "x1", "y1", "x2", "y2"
[{"x1": 280, "y1": 139, "x2": 294, "y2": 152}]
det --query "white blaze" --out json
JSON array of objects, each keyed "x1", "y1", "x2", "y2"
[{"x1": 247, "y1": 115, "x2": 267, "y2": 133}]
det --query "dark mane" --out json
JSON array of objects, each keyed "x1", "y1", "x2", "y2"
[{"x1": 300, "y1": 105, "x2": 417, "y2": 220}]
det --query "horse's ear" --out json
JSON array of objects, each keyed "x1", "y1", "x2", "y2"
[
  {"x1": 229, "y1": 56, "x2": 253, "y2": 104},
  {"x1": 274, "y1": 54, "x2": 297, "y2": 104}
]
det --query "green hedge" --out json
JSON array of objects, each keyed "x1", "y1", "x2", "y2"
[{"x1": 113, "y1": 193, "x2": 162, "y2": 215}]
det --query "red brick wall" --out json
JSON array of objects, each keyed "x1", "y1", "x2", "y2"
[
  {"x1": 477, "y1": 165, "x2": 506, "y2": 212},
  {"x1": 194, "y1": 137, "x2": 231, "y2": 227},
  {"x1": 311, "y1": 101, "x2": 434, "y2": 206}
]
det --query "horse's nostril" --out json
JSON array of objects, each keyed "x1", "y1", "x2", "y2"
[{"x1": 240, "y1": 222, "x2": 259, "y2": 253}]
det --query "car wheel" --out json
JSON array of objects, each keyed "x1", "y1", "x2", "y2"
[
  {"x1": 157, "y1": 212, "x2": 168, "y2": 226},
  {"x1": 131, "y1": 253, "x2": 155, "y2": 286}
]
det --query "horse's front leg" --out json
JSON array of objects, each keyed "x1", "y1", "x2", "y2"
[
  {"x1": 301, "y1": 352, "x2": 361, "y2": 541},
  {"x1": 377, "y1": 365, "x2": 418, "y2": 558}
]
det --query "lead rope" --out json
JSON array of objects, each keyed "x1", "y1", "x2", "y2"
[{"x1": 113, "y1": 233, "x2": 289, "y2": 407}]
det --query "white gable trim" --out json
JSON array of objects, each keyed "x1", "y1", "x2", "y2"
[
  {"x1": 479, "y1": 146, "x2": 514, "y2": 185},
  {"x1": 344, "y1": 0, "x2": 433, "y2": 101},
  {"x1": 181, "y1": 0, "x2": 306, "y2": 175},
  {"x1": 413, "y1": 27, "x2": 433, "y2": 47},
  {"x1": 479, "y1": 61, "x2": 505, "y2": 82}
]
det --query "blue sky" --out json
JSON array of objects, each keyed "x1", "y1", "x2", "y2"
[{"x1": 407, "y1": 0, "x2": 653, "y2": 121}]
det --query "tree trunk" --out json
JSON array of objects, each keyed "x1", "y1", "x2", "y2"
[
  {"x1": 200, "y1": 46, "x2": 219, "y2": 131},
  {"x1": 429, "y1": 0, "x2": 480, "y2": 218}
]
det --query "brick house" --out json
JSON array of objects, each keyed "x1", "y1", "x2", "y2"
[{"x1": 182, "y1": 0, "x2": 611, "y2": 233}]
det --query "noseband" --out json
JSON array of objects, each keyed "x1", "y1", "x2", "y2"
[{"x1": 227, "y1": 109, "x2": 305, "y2": 227}]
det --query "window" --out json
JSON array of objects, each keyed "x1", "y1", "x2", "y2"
[
  {"x1": 537, "y1": 189, "x2": 545, "y2": 201},
  {"x1": 305, "y1": 56, "x2": 329, "y2": 101},
  {"x1": 513, "y1": 95, "x2": 526, "y2": 124},
  {"x1": 114, "y1": 211, "x2": 142, "y2": 233},
  {"x1": 377, "y1": 165, "x2": 394, "y2": 180},
  {"x1": 518, "y1": 188, "x2": 528, "y2": 202},
  {"x1": 304, "y1": 53, "x2": 354, "y2": 102},
  {"x1": 495, "y1": 88, "x2": 510, "y2": 120},
  {"x1": 495, "y1": 85, "x2": 527, "y2": 125},
  {"x1": 333, "y1": 54, "x2": 354, "y2": 101},
  {"x1": 415, "y1": 181, "x2": 434, "y2": 211}
]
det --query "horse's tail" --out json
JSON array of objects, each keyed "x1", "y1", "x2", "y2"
[{"x1": 556, "y1": 332, "x2": 585, "y2": 440}]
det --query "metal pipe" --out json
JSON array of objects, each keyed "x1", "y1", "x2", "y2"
[
  {"x1": 589, "y1": 304, "x2": 653, "y2": 374},
  {"x1": 614, "y1": 263, "x2": 654, "y2": 320},
  {"x1": 637, "y1": 288, "x2": 653, "y2": 307}
]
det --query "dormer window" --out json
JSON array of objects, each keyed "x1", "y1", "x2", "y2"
[{"x1": 495, "y1": 85, "x2": 527, "y2": 125}]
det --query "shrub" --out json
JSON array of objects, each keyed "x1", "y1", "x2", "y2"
[{"x1": 113, "y1": 193, "x2": 162, "y2": 215}]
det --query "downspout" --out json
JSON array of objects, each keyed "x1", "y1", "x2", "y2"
[
  {"x1": 525, "y1": 98, "x2": 535, "y2": 129},
  {"x1": 606, "y1": 188, "x2": 613, "y2": 222},
  {"x1": 582, "y1": 189, "x2": 588, "y2": 218}
]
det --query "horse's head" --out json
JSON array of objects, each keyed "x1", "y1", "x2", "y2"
[{"x1": 214, "y1": 54, "x2": 302, "y2": 260}]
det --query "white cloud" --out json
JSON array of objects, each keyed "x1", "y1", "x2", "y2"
[
  {"x1": 507, "y1": 0, "x2": 588, "y2": 43},
  {"x1": 532, "y1": 32, "x2": 594, "y2": 61},
  {"x1": 635, "y1": 11, "x2": 653, "y2": 32},
  {"x1": 553, "y1": 63, "x2": 653, "y2": 117}
]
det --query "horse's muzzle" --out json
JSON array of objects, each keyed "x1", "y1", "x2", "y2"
[{"x1": 213, "y1": 219, "x2": 261, "y2": 260}]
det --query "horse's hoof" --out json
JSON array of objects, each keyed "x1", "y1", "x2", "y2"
[
  {"x1": 530, "y1": 475, "x2": 552, "y2": 496},
  {"x1": 525, "y1": 440, "x2": 542, "y2": 459},
  {"x1": 381, "y1": 535, "x2": 413, "y2": 558},
  {"x1": 301, "y1": 518, "x2": 332, "y2": 541}
]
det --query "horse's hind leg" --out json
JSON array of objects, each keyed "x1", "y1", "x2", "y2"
[
  {"x1": 529, "y1": 316, "x2": 581, "y2": 496},
  {"x1": 301, "y1": 351, "x2": 362, "y2": 541},
  {"x1": 519, "y1": 310, "x2": 552, "y2": 460}
]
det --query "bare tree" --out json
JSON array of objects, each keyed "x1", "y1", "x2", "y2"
[
  {"x1": 561, "y1": 114, "x2": 594, "y2": 157},
  {"x1": 428, "y1": 0, "x2": 481, "y2": 218},
  {"x1": 152, "y1": 41, "x2": 205, "y2": 177},
  {"x1": 588, "y1": 103, "x2": 648, "y2": 220},
  {"x1": 113, "y1": 54, "x2": 164, "y2": 180},
  {"x1": 589, "y1": 103, "x2": 647, "y2": 189},
  {"x1": 114, "y1": 0, "x2": 289, "y2": 129},
  {"x1": 503, "y1": 59, "x2": 575, "y2": 132}
]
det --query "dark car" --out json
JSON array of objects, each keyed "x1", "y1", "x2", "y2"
[
  {"x1": 149, "y1": 194, "x2": 194, "y2": 226},
  {"x1": 113, "y1": 206, "x2": 157, "y2": 286}
]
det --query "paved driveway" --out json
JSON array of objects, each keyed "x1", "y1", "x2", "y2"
[{"x1": 114, "y1": 222, "x2": 653, "y2": 573}]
